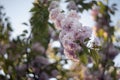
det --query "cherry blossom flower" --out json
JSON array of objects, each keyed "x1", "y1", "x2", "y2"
[
  {"x1": 64, "y1": 49, "x2": 79, "y2": 62},
  {"x1": 54, "y1": 13, "x2": 65, "y2": 30},
  {"x1": 49, "y1": 8, "x2": 61, "y2": 21},
  {"x1": 67, "y1": 10, "x2": 80, "y2": 19}
]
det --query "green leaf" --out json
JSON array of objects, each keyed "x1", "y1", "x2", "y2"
[
  {"x1": 84, "y1": 38, "x2": 90, "y2": 42},
  {"x1": 7, "y1": 23, "x2": 13, "y2": 31},
  {"x1": 79, "y1": 53, "x2": 88, "y2": 65},
  {"x1": 22, "y1": 22, "x2": 28, "y2": 26},
  {"x1": 97, "y1": 1, "x2": 106, "y2": 14},
  {"x1": 23, "y1": 30, "x2": 28, "y2": 33},
  {"x1": 48, "y1": 22, "x2": 56, "y2": 30},
  {"x1": 4, "y1": 17, "x2": 8, "y2": 21},
  {"x1": 20, "y1": 33, "x2": 26, "y2": 37},
  {"x1": 30, "y1": 2, "x2": 49, "y2": 49},
  {"x1": 105, "y1": 60, "x2": 115, "y2": 69},
  {"x1": 111, "y1": 67, "x2": 117, "y2": 80},
  {"x1": 112, "y1": 3, "x2": 117, "y2": 7},
  {"x1": 90, "y1": 49, "x2": 100, "y2": 66}
]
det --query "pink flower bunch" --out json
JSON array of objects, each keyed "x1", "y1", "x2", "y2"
[
  {"x1": 91, "y1": 5, "x2": 100, "y2": 20},
  {"x1": 49, "y1": 8, "x2": 93, "y2": 62}
]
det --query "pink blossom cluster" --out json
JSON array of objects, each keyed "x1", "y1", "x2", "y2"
[
  {"x1": 49, "y1": 8, "x2": 93, "y2": 62},
  {"x1": 91, "y1": 5, "x2": 100, "y2": 20}
]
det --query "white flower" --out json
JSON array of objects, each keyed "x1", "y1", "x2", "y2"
[
  {"x1": 67, "y1": 10, "x2": 80, "y2": 19},
  {"x1": 54, "y1": 13, "x2": 65, "y2": 30},
  {"x1": 64, "y1": 49, "x2": 79, "y2": 62},
  {"x1": 63, "y1": 40, "x2": 77, "y2": 50},
  {"x1": 61, "y1": 17, "x2": 78, "y2": 31},
  {"x1": 59, "y1": 30, "x2": 67, "y2": 41},
  {"x1": 62, "y1": 32, "x2": 75, "y2": 41},
  {"x1": 48, "y1": 1, "x2": 59, "y2": 11},
  {"x1": 49, "y1": 8, "x2": 61, "y2": 21},
  {"x1": 74, "y1": 26, "x2": 92, "y2": 43},
  {"x1": 82, "y1": 26, "x2": 92, "y2": 40}
]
